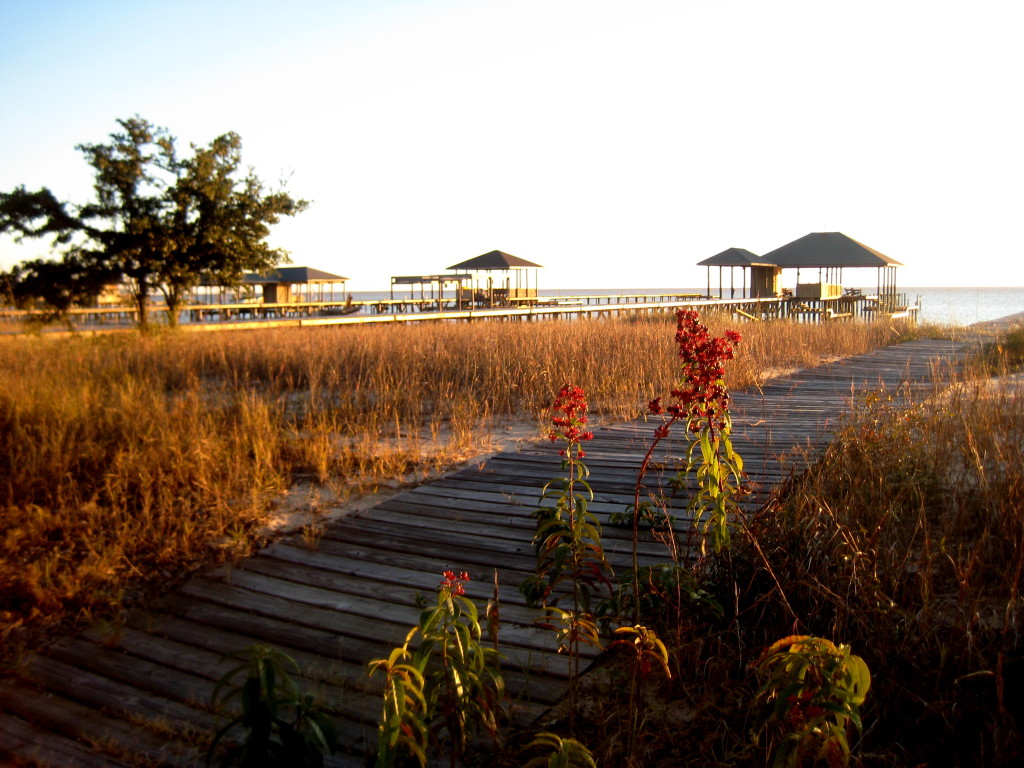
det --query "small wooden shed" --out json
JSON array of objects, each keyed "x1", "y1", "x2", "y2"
[{"x1": 245, "y1": 266, "x2": 350, "y2": 304}]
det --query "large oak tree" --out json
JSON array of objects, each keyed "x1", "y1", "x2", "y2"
[{"x1": 0, "y1": 117, "x2": 308, "y2": 328}]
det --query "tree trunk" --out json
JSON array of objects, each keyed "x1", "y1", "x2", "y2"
[
  {"x1": 163, "y1": 285, "x2": 182, "y2": 328},
  {"x1": 134, "y1": 277, "x2": 149, "y2": 331}
]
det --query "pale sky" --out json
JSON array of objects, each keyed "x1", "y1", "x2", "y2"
[{"x1": 2, "y1": 0, "x2": 1022, "y2": 291}]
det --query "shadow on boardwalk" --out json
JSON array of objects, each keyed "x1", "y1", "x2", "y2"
[{"x1": 0, "y1": 338, "x2": 975, "y2": 767}]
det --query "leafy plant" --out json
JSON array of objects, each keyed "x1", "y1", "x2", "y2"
[
  {"x1": 366, "y1": 629, "x2": 430, "y2": 768},
  {"x1": 521, "y1": 385, "x2": 612, "y2": 727},
  {"x1": 368, "y1": 570, "x2": 506, "y2": 768},
  {"x1": 752, "y1": 635, "x2": 871, "y2": 768},
  {"x1": 207, "y1": 645, "x2": 337, "y2": 768},
  {"x1": 653, "y1": 308, "x2": 744, "y2": 555},
  {"x1": 523, "y1": 732, "x2": 597, "y2": 768},
  {"x1": 522, "y1": 384, "x2": 611, "y2": 615},
  {"x1": 608, "y1": 624, "x2": 672, "y2": 682},
  {"x1": 602, "y1": 563, "x2": 723, "y2": 633}
]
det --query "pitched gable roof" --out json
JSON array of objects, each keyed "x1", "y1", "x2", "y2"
[
  {"x1": 246, "y1": 266, "x2": 350, "y2": 284},
  {"x1": 762, "y1": 233, "x2": 901, "y2": 268},
  {"x1": 697, "y1": 247, "x2": 776, "y2": 267},
  {"x1": 448, "y1": 250, "x2": 543, "y2": 270}
]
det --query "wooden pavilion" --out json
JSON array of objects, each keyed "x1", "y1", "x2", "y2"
[
  {"x1": 447, "y1": 250, "x2": 542, "y2": 306},
  {"x1": 389, "y1": 273, "x2": 474, "y2": 311},
  {"x1": 761, "y1": 232, "x2": 903, "y2": 307},
  {"x1": 244, "y1": 266, "x2": 350, "y2": 304},
  {"x1": 697, "y1": 247, "x2": 781, "y2": 299},
  {"x1": 698, "y1": 233, "x2": 903, "y2": 309}
]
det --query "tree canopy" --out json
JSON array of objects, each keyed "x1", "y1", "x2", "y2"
[{"x1": 0, "y1": 117, "x2": 308, "y2": 328}]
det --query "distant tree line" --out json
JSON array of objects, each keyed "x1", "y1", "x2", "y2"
[{"x1": 0, "y1": 116, "x2": 308, "y2": 329}]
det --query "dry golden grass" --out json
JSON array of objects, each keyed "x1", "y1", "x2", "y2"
[
  {"x1": 695, "y1": 339, "x2": 1024, "y2": 767},
  {"x1": 0, "y1": 312, "x2": 901, "y2": 647}
]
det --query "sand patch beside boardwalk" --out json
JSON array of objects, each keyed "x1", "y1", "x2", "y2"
[{"x1": 261, "y1": 419, "x2": 545, "y2": 536}]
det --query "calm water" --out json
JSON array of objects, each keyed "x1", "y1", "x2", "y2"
[
  {"x1": 900, "y1": 287, "x2": 1024, "y2": 326},
  {"x1": 349, "y1": 286, "x2": 1024, "y2": 327}
]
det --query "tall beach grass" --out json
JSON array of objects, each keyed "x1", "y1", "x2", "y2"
[{"x1": 0, "y1": 313, "x2": 903, "y2": 648}]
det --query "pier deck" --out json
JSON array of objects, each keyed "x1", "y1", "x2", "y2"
[{"x1": 0, "y1": 338, "x2": 972, "y2": 767}]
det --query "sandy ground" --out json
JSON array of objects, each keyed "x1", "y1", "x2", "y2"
[{"x1": 260, "y1": 419, "x2": 546, "y2": 537}]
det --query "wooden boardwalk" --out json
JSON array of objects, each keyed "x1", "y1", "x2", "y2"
[{"x1": 0, "y1": 338, "x2": 975, "y2": 767}]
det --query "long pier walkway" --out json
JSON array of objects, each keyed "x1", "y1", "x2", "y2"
[
  {"x1": 0, "y1": 338, "x2": 974, "y2": 766},
  {"x1": 1, "y1": 292, "x2": 918, "y2": 338}
]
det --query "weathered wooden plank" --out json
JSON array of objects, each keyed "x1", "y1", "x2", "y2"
[
  {"x1": 121, "y1": 609, "x2": 561, "y2": 718},
  {"x1": 177, "y1": 575, "x2": 585, "y2": 677},
  {"x1": 316, "y1": 520, "x2": 674, "y2": 573},
  {"x1": 196, "y1": 569, "x2": 585, "y2": 667},
  {"x1": 358, "y1": 499, "x2": 675, "y2": 557},
  {"x1": 240, "y1": 549, "x2": 550, "y2": 625},
  {"x1": 0, "y1": 712, "x2": 130, "y2": 768},
  {"x1": 18, "y1": 652, "x2": 213, "y2": 733},
  {"x1": 0, "y1": 677, "x2": 202, "y2": 768}
]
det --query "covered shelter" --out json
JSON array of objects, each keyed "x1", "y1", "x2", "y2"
[
  {"x1": 447, "y1": 250, "x2": 543, "y2": 306},
  {"x1": 390, "y1": 273, "x2": 474, "y2": 311},
  {"x1": 244, "y1": 266, "x2": 350, "y2": 304},
  {"x1": 762, "y1": 232, "x2": 902, "y2": 305},
  {"x1": 697, "y1": 248, "x2": 781, "y2": 299}
]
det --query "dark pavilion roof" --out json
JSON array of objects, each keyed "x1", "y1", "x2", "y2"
[
  {"x1": 245, "y1": 266, "x2": 350, "y2": 284},
  {"x1": 697, "y1": 248, "x2": 776, "y2": 267},
  {"x1": 447, "y1": 250, "x2": 543, "y2": 270},
  {"x1": 762, "y1": 233, "x2": 902, "y2": 268}
]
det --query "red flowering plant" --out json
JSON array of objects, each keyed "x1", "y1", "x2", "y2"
[
  {"x1": 618, "y1": 309, "x2": 743, "y2": 626},
  {"x1": 649, "y1": 308, "x2": 742, "y2": 439},
  {"x1": 522, "y1": 385, "x2": 611, "y2": 722},
  {"x1": 523, "y1": 384, "x2": 608, "y2": 612},
  {"x1": 440, "y1": 570, "x2": 469, "y2": 596},
  {"x1": 548, "y1": 384, "x2": 594, "y2": 458},
  {"x1": 369, "y1": 569, "x2": 506, "y2": 768},
  {"x1": 650, "y1": 309, "x2": 743, "y2": 555}
]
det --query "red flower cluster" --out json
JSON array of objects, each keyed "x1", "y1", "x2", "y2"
[
  {"x1": 649, "y1": 309, "x2": 741, "y2": 434},
  {"x1": 440, "y1": 570, "x2": 470, "y2": 595},
  {"x1": 549, "y1": 384, "x2": 594, "y2": 457}
]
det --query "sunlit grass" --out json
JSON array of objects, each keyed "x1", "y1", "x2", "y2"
[{"x1": 0, "y1": 313, "x2": 900, "y2": 646}]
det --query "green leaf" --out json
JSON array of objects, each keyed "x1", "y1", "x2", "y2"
[{"x1": 844, "y1": 654, "x2": 872, "y2": 705}]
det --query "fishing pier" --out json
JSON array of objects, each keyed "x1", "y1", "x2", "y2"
[
  {"x1": 0, "y1": 291, "x2": 919, "y2": 336},
  {"x1": 1, "y1": 235, "x2": 922, "y2": 335}
]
